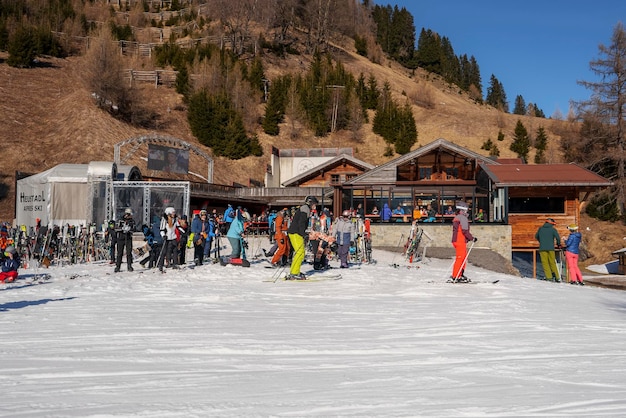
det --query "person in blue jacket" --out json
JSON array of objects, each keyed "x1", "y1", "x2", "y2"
[
  {"x1": 191, "y1": 209, "x2": 214, "y2": 265},
  {"x1": 223, "y1": 204, "x2": 235, "y2": 232},
  {"x1": 381, "y1": 203, "x2": 392, "y2": 222},
  {"x1": 563, "y1": 224, "x2": 584, "y2": 285},
  {"x1": 226, "y1": 208, "x2": 245, "y2": 259},
  {"x1": 0, "y1": 245, "x2": 20, "y2": 283}
]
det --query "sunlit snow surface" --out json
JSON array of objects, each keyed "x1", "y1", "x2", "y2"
[{"x1": 2, "y1": 244, "x2": 626, "y2": 417}]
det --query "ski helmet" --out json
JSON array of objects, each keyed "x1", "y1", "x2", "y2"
[
  {"x1": 305, "y1": 195, "x2": 319, "y2": 206},
  {"x1": 165, "y1": 207, "x2": 176, "y2": 215},
  {"x1": 4, "y1": 245, "x2": 16, "y2": 255},
  {"x1": 342, "y1": 210, "x2": 351, "y2": 218},
  {"x1": 124, "y1": 208, "x2": 133, "y2": 215},
  {"x1": 455, "y1": 201, "x2": 468, "y2": 211}
]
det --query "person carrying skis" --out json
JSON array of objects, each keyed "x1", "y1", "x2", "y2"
[
  {"x1": 451, "y1": 201, "x2": 476, "y2": 282},
  {"x1": 563, "y1": 224, "x2": 584, "y2": 285},
  {"x1": 286, "y1": 195, "x2": 318, "y2": 280},
  {"x1": 0, "y1": 245, "x2": 20, "y2": 283},
  {"x1": 191, "y1": 209, "x2": 213, "y2": 266},
  {"x1": 114, "y1": 208, "x2": 136, "y2": 273},
  {"x1": 333, "y1": 210, "x2": 356, "y2": 269},
  {"x1": 270, "y1": 208, "x2": 290, "y2": 268},
  {"x1": 535, "y1": 218, "x2": 562, "y2": 282}
]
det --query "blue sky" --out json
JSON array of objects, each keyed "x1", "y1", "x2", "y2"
[{"x1": 391, "y1": 1, "x2": 625, "y2": 116}]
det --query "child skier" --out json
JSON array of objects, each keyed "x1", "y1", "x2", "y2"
[{"x1": 0, "y1": 245, "x2": 20, "y2": 283}]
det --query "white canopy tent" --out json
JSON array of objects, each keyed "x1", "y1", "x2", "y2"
[
  {"x1": 14, "y1": 162, "x2": 140, "y2": 229},
  {"x1": 16, "y1": 164, "x2": 94, "y2": 229},
  {"x1": 16, "y1": 162, "x2": 188, "y2": 230}
]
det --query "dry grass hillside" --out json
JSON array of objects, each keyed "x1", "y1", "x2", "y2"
[{"x1": 1, "y1": 42, "x2": 625, "y2": 267}]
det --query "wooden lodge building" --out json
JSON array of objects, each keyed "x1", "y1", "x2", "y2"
[
  {"x1": 331, "y1": 138, "x2": 612, "y2": 259},
  {"x1": 114, "y1": 135, "x2": 611, "y2": 263}
]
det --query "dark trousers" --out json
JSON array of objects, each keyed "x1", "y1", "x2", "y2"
[
  {"x1": 158, "y1": 239, "x2": 178, "y2": 269},
  {"x1": 194, "y1": 240, "x2": 206, "y2": 264},
  {"x1": 115, "y1": 233, "x2": 133, "y2": 269}
]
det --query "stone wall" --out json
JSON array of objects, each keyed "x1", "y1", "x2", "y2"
[{"x1": 370, "y1": 223, "x2": 512, "y2": 261}]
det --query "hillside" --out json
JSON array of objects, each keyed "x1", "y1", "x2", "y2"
[{"x1": 0, "y1": 42, "x2": 624, "y2": 267}]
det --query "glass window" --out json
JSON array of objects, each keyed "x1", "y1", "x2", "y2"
[{"x1": 508, "y1": 197, "x2": 565, "y2": 213}]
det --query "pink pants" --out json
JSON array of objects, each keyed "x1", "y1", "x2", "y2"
[{"x1": 565, "y1": 251, "x2": 583, "y2": 283}]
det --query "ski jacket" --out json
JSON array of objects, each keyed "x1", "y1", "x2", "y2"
[
  {"x1": 564, "y1": 231, "x2": 582, "y2": 254},
  {"x1": 451, "y1": 213, "x2": 474, "y2": 243},
  {"x1": 274, "y1": 213, "x2": 289, "y2": 240},
  {"x1": 535, "y1": 222, "x2": 561, "y2": 251},
  {"x1": 115, "y1": 215, "x2": 135, "y2": 238},
  {"x1": 226, "y1": 212, "x2": 245, "y2": 239},
  {"x1": 152, "y1": 221, "x2": 163, "y2": 245},
  {"x1": 268, "y1": 213, "x2": 277, "y2": 234},
  {"x1": 1, "y1": 255, "x2": 19, "y2": 273},
  {"x1": 288, "y1": 205, "x2": 310, "y2": 237},
  {"x1": 224, "y1": 206, "x2": 235, "y2": 223},
  {"x1": 191, "y1": 216, "x2": 214, "y2": 239},
  {"x1": 332, "y1": 217, "x2": 355, "y2": 246},
  {"x1": 381, "y1": 203, "x2": 392, "y2": 221},
  {"x1": 160, "y1": 215, "x2": 182, "y2": 241}
]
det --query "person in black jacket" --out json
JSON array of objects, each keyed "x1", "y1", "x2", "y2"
[
  {"x1": 115, "y1": 208, "x2": 136, "y2": 273},
  {"x1": 286, "y1": 195, "x2": 318, "y2": 280}
]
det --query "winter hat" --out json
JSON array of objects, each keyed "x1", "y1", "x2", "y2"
[
  {"x1": 547, "y1": 218, "x2": 557, "y2": 225},
  {"x1": 455, "y1": 201, "x2": 468, "y2": 211},
  {"x1": 567, "y1": 224, "x2": 578, "y2": 231}
]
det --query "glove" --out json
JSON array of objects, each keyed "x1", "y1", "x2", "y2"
[{"x1": 473, "y1": 237, "x2": 478, "y2": 242}]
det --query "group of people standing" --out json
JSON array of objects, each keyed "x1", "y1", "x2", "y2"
[
  {"x1": 106, "y1": 197, "x2": 584, "y2": 285},
  {"x1": 262, "y1": 196, "x2": 358, "y2": 280},
  {"x1": 535, "y1": 218, "x2": 584, "y2": 284}
]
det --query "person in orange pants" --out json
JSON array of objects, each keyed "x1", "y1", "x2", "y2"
[
  {"x1": 451, "y1": 201, "x2": 477, "y2": 282},
  {"x1": 271, "y1": 208, "x2": 291, "y2": 267}
]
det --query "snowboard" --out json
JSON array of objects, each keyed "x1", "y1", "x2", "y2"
[{"x1": 219, "y1": 256, "x2": 251, "y2": 267}]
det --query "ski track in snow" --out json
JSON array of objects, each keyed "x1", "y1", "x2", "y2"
[{"x1": 2, "y1": 247, "x2": 626, "y2": 417}]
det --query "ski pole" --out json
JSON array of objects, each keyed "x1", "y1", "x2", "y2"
[{"x1": 452, "y1": 240, "x2": 476, "y2": 280}]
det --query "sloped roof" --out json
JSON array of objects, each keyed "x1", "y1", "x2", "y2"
[
  {"x1": 283, "y1": 154, "x2": 375, "y2": 186},
  {"x1": 20, "y1": 164, "x2": 90, "y2": 184},
  {"x1": 480, "y1": 163, "x2": 613, "y2": 187},
  {"x1": 344, "y1": 138, "x2": 497, "y2": 186}
]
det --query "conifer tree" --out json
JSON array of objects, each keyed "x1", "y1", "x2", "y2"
[
  {"x1": 510, "y1": 120, "x2": 530, "y2": 161},
  {"x1": 513, "y1": 95, "x2": 527, "y2": 115},
  {"x1": 534, "y1": 126, "x2": 548, "y2": 163},
  {"x1": 486, "y1": 74, "x2": 508, "y2": 112},
  {"x1": 7, "y1": 26, "x2": 36, "y2": 68},
  {"x1": 393, "y1": 102, "x2": 418, "y2": 154}
]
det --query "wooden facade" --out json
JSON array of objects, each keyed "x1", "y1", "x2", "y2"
[{"x1": 340, "y1": 138, "x2": 612, "y2": 251}]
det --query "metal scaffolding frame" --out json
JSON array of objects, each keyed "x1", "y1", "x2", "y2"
[{"x1": 114, "y1": 133, "x2": 213, "y2": 183}]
